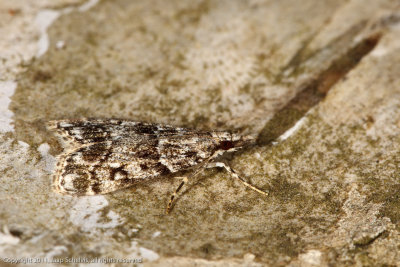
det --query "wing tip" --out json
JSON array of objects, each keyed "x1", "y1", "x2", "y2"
[{"x1": 46, "y1": 120, "x2": 59, "y2": 131}]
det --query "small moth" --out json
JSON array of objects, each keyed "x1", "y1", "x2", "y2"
[{"x1": 47, "y1": 119, "x2": 268, "y2": 213}]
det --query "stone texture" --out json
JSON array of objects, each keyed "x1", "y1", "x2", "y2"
[{"x1": 1, "y1": 0, "x2": 400, "y2": 266}]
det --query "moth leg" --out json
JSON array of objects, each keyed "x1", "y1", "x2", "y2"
[
  {"x1": 207, "y1": 161, "x2": 269, "y2": 196},
  {"x1": 166, "y1": 158, "x2": 215, "y2": 214},
  {"x1": 166, "y1": 176, "x2": 188, "y2": 214}
]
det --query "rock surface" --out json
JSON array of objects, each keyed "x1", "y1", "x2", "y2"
[{"x1": 1, "y1": 0, "x2": 400, "y2": 266}]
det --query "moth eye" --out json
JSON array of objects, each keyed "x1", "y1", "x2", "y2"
[{"x1": 219, "y1": 140, "x2": 234, "y2": 150}]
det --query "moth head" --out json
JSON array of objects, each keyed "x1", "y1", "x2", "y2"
[{"x1": 216, "y1": 133, "x2": 255, "y2": 152}]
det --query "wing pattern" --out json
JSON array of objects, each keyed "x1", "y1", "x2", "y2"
[{"x1": 48, "y1": 119, "x2": 228, "y2": 195}]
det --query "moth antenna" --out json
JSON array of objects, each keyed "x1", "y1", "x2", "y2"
[{"x1": 207, "y1": 161, "x2": 269, "y2": 196}]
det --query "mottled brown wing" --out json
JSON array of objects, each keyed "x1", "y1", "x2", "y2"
[
  {"x1": 47, "y1": 119, "x2": 203, "y2": 146},
  {"x1": 51, "y1": 120, "x2": 223, "y2": 195}
]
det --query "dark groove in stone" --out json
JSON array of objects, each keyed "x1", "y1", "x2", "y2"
[{"x1": 257, "y1": 33, "x2": 381, "y2": 146}]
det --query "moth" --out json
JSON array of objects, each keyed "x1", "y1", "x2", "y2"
[{"x1": 47, "y1": 119, "x2": 268, "y2": 213}]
